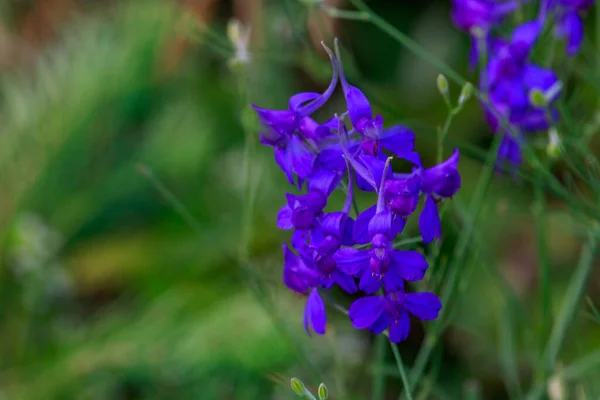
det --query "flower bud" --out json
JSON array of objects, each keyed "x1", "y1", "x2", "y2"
[
  {"x1": 546, "y1": 128, "x2": 561, "y2": 158},
  {"x1": 547, "y1": 374, "x2": 565, "y2": 400},
  {"x1": 529, "y1": 88, "x2": 547, "y2": 108},
  {"x1": 317, "y1": 383, "x2": 328, "y2": 400},
  {"x1": 437, "y1": 74, "x2": 449, "y2": 101},
  {"x1": 458, "y1": 82, "x2": 473, "y2": 106},
  {"x1": 227, "y1": 18, "x2": 251, "y2": 67},
  {"x1": 291, "y1": 378, "x2": 307, "y2": 397}
]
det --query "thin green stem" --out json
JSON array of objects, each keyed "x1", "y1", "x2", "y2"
[
  {"x1": 542, "y1": 229, "x2": 599, "y2": 370},
  {"x1": 373, "y1": 335, "x2": 387, "y2": 400},
  {"x1": 136, "y1": 164, "x2": 204, "y2": 234},
  {"x1": 390, "y1": 341, "x2": 414, "y2": 400},
  {"x1": 321, "y1": 5, "x2": 370, "y2": 21},
  {"x1": 409, "y1": 128, "x2": 505, "y2": 388},
  {"x1": 533, "y1": 182, "x2": 552, "y2": 347},
  {"x1": 525, "y1": 228, "x2": 600, "y2": 399}
]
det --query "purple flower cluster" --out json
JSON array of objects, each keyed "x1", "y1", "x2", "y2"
[
  {"x1": 253, "y1": 43, "x2": 461, "y2": 342},
  {"x1": 451, "y1": 0, "x2": 591, "y2": 167}
]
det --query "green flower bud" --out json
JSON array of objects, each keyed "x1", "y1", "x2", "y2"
[
  {"x1": 318, "y1": 383, "x2": 328, "y2": 400},
  {"x1": 546, "y1": 128, "x2": 561, "y2": 158},
  {"x1": 437, "y1": 74, "x2": 449, "y2": 98},
  {"x1": 529, "y1": 88, "x2": 547, "y2": 108},
  {"x1": 291, "y1": 378, "x2": 307, "y2": 397},
  {"x1": 458, "y1": 82, "x2": 473, "y2": 106}
]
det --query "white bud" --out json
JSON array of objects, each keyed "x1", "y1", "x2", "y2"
[
  {"x1": 227, "y1": 19, "x2": 251, "y2": 66},
  {"x1": 547, "y1": 374, "x2": 565, "y2": 400},
  {"x1": 547, "y1": 128, "x2": 561, "y2": 158}
]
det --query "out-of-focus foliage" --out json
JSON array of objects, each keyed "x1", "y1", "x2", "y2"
[{"x1": 0, "y1": 0, "x2": 598, "y2": 399}]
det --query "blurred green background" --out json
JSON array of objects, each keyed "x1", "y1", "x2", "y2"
[{"x1": 0, "y1": 0, "x2": 598, "y2": 399}]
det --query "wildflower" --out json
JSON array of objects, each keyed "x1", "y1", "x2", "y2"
[
  {"x1": 451, "y1": 0, "x2": 518, "y2": 33},
  {"x1": 419, "y1": 149, "x2": 461, "y2": 243},
  {"x1": 348, "y1": 289, "x2": 442, "y2": 342},
  {"x1": 334, "y1": 159, "x2": 429, "y2": 293},
  {"x1": 282, "y1": 244, "x2": 327, "y2": 335},
  {"x1": 300, "y1": 161, "x2": 358, "y2": 294},
  {"x1": 277, "y1": 168, "x2": 341, "y2": 236},
  {"x1": 542, "y1": 0, "x2": 593, "y2": 55},
  {"x1": 334, "y1": 42, "x2": 416, "y2": 162},
  {"x1": 253, "y1": 44, "x2": 339, "y2": 184}
]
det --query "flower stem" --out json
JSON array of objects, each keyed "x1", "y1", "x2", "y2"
[
  {"x1": 390, "y1": 341, "x2": 414, "y2": 400},
  {"x1": 539, "y1": 228, "x2": 599, "y2": 379},
  {"x1": 321, "y1": 5, "x2": 370, "y2": 21}
]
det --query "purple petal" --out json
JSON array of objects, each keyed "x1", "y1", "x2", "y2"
[
  {"x1": 383, "y1": 267, "x2": 406, "y2": 292},
  {"x1": 356, "y1": 171, "x2": 376, "y2": 192},
  {"x1": 277, "y1": 204, "x2": 293, "y2": 230},
  {"x1": 343, "y1": 85, "x2": 372, "y2": 131},
  {"x1": 289, "y1": 92, "x2": 320, "y2": 112},
  {"x1": 421, "y1": 149, "x2": 461, "y2": 198},
  {"x1": 510, "y1": 21, "x2": 541, "y2": 61},
  {"x1": 404, "y1": 292, "x2": 442, "y2": 321},
  {"x1": 359, "y1": 155, "x2": 391, "y2": 190},
  {"x1": 308, "y1": 169, "x2": 340, "y2": 197},
  {"x1": 348, "y1": 295, "x2": 385, "y2": 329},
  {"x1": 319, "y1": 212, "x2": 346, "y2": 238},
  {"x1": 556, "y1": 11, "x2": 584, "y2": 56},
  {"x1": 289, "y1": 135, "x2": 316, "y2": 179},
  {"x1": 332, "y1": 270, "x2": 358, "y2": 294},
  {"x1": 317, "y1": 146, "x2": 346, "y2": 172},
  {"x1": 369, "y1": 312, "x2": 392, "y2": 334},
  {"x1": 341, "y1": 217, "x2": 355, "y2": 246},
  {"x1": 419, "y1": 195, "x2": 441, "y2": 244},
  {"x1": 283, "y1": 244, "x2": 319, "y2": 293},
  {"x1": 333, "y1": 248, "x2": 370, "y2": 275},
  {"x1": 274, "y1": 147, "x2": 294, "y2": 185},
  {"x1": 388, "y1": 311, "x2": 411, "y2": 343},
  {"x1": 379, "y1": 125, "x2": 415, "y2": 156},
  {"x1": 252, "y1": 105, "x2": 298, "y2": 134},
  {"x1": 391, "y1": 250, "x2": 429, "y2": 281},
  {"x1": 295, "y1": 47, "x2": 339, "y2": 116},
  {"x1": 305, "y1": 288, "x2": 327, "y2": 335},
  {"x1": 368, "y1": 211, "x2": 395, "y2": 238},
  {"x1": 359, "y1": 267, "x2": 383, "y2": 294},
  {"x1": 353, "y1": 205, "x2": 377, "y2": 245}
]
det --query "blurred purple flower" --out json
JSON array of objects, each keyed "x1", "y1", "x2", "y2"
[{"x1": 348, "y1": 290, "x2": 442, "y2": 342}]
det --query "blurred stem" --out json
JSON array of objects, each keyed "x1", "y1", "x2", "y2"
[
  {"x1": 320, "y1": 5, "x2": 369, "y2": 21},
  {"x1": 372, "y1": 334, "x2": 387, "y2": 400},
  {"x1": 533, "y1": 181, "x2": 552, "y2": 347},
  {"x1": 390, "y1": 341, "x2": 413, "y2": 400},
  {"x1": 526, "y1": 227, "x2": 600, "y2": 399},
  {"x1": 136, "y1": 165, "x2": 204, "y2": 234},
  {"x1": 541, "y1": 228, "x2": 599, "y2": 369},
  {"x1": 233, "y1": 64, "x2": 254, "y2": 263},
  {"x1": 408, "y1": 128, "x2": 505, "y2": 391}
]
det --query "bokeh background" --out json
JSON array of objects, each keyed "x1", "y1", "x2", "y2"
[{"x1": 0, "y1": 0, "x2": 599, "y2": 399}]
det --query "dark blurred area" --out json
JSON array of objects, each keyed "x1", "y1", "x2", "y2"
[{"x1": 0, "y1": 0, "x2": 598, "y2": 399}]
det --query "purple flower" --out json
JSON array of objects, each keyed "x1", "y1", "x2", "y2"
[
  {"x1": 282, "y1": 244, "x2": 327, "y2": 335},
  {"x1": 253, "y1": 45, "x2": 339, "y2": 184},
  {"x1": 334, "y1": 160, "x2": 429, "y2": 293},
  {"x1": 334, "y1": 42, "x2": 416, "y2": 161},
  {"x1": 335, "y1": 211, "x2": 427, "y2": 293},
  {"x1": 297, "y1": 163, "x2": 358, "y2": 294},
  {"x1": 418, "y1": 149, "x2": 461, "y2": 244},
  {"x1": 451, "y1": 0, "x2": 519, "y2": 33},
  {"x1": 277, "y1": 169, "x2": 341, "y2": 235},
  {"x1": 542, "y1": 0, "x2": 593, "y2": 55},
  {"x1": 348, "y1": 290, "x2": 442, "y2": 342}
]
